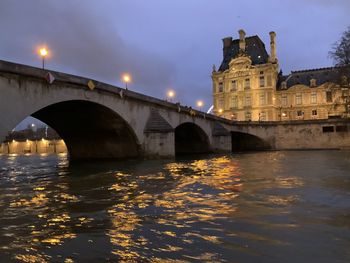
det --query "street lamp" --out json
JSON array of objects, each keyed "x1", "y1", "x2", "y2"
[
  {"x1": 39, "y1": 48, "x2": 48, "y2": 69},
  {"x1": 218, "y1": 108, "x2": 223, "y2": 116},
  {"x1": 196, "y1": 100, "x2": 204, "y2": 111},
  {"x1": 122, "y1": 74, "x2": 131, "y2": 90},
  {"x1": 167, "y1": 90, "x2": 175, "y2": 102}
]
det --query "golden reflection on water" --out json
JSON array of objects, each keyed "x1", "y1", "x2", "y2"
[
  {"x1": 1, "y1": 152, "x2": 325, "y2": 262},
  {"x1": 105, "y1": 156, "x2": 242, "y2": 261}
]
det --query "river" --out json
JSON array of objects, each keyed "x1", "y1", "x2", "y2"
[{"x1": 0, "y1": 151, "x2": 350, "y2": 262}]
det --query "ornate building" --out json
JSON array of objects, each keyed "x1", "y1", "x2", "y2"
[{"x1": 212, "y1": 29, "x2": 350, "y2": 121}]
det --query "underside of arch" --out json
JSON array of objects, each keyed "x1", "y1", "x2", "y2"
[
  {"x1": 175, "y1": 122, "x2": 210, "y2": 155},
  {"x1": 231, "y1": 131, "x2": 271, "y2": 151},
  {"x1": 32, "y1": 100, "x2": 140, "y2": 161}
]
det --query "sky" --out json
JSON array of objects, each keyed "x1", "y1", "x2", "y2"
[{"x1": 0, "y1": 0, "x2": 349, "y2": 128}]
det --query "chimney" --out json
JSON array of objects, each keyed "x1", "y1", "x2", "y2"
[
  {"x1": 222, "y1": 37, "x2": 232, "y2": 58},
  {"x1": 239, "y1": 29, "x2": 246, "y2": 52},
  {"x1": 269, "y1": 31, "x2": 277, "y2": 63}
]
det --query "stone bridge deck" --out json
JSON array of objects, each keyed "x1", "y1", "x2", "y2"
[{"x1": 1, "y1": 59, "x2": 350, "y2": 160}]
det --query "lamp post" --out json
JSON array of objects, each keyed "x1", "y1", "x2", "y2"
[
  {"x1": 167, "y1": 90, "x2": 175, "y2": 102},
  {"x1": 196, "y1": 100, "x2": 204, "y2": 111},
  {"x1": 122, "y1": 74, "x2": 131, "y2": 90},
  {"x1": 218, "y1": 108, "x2": 223, "y2": 116},
  {"x1": 39, "y1": 48, "x2": 48, "y2": 70}
]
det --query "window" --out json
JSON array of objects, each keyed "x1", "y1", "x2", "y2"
[
  {"x1": 218, "y1": 98, "x2": 224, "y2": 109},
  {"x1": 259, "y1": 76, "x2": 265, "y2": 87},
  {"x1": 312, "y1": 109, "x2": 317, "y2": 116},
  {"x1": 231, "y1": 80, "x2": 237, "y2": 91},
  {"x1": 323, "y1": 126, "x2": 334, "y2": 133},
  {"x1": 244, "y1": 78, "x2": 250, "y2": 90},
  {"x1": 218, "y1": 82, "x2": 223, "y2": 92},
  {"x1": 336, "y1": 125, "x2": 348, "y2": 132},
  {"x1": 260, "y1": 111, "x2": 266, "y2": 121},
  {"x1": 310, "y1": 78, "x2": 317, "y2": 87},
  {"x1": 231, "y1": 96, "x2": 238, "y2": 108},
  {"x1": 281, "y1": 81, "x2": 287, "y2": 89},
  {"x1": 259, "y1": 94, "x2": 266, "y2": 105},
  {"x1": 297, "y1": 110, "x2": 303, "y2": 117},
  {"x1": 311, "y1": 93, "x2": 317, "y2": 104},
  {"x1": 296, "y1": 94, "x2": 302, "y2": 105},
  {"x1": 282, "y1": 94, "x2": 287, "y2": 106},
  {"x1": 245, "y1": 96, "x2": 251, "y2": 107},
  {"x1": 326, "y1": 91, "x2": 332, "y2": 102},
  {"x1": 267, "y1": 75, "x2": 272, "y2": 86},
  {"x1": 245, "y1": 111, "x2": 251, "y2": 121}
]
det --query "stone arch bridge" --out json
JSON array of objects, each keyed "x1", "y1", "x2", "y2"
[{"x1": 1, "y1": 60, "x2": 349, "y2": 161}]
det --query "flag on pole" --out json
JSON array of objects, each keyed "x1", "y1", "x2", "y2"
[
  {"x1": 119, "y1": 89, "x2": 124, "y2": 98},
  {"x1": 45, "y1": 72, "x2": 55, "y2": 84},
  {"x1": 87, "y1": 80, "x2": 96, "y2": 90}
]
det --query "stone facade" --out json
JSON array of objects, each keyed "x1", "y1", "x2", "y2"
[{"x1": 212, "y1": 30, "x2": 350, "y2": 121}]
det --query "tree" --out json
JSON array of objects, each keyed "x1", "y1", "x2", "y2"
[{"x1": 329, "y1": 26, "x2": 350, "y2": 66}]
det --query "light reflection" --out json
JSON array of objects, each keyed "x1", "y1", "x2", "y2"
[{"x1": 103, "y1": 156, "x2": 242, "y2": 260}]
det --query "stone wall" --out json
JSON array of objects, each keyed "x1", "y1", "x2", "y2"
[{"x1": 0, "y1": 139, "x2": 67, "y2": 155}]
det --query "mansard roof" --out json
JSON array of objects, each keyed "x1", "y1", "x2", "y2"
[
  {"x1": 219, "y1": 35, "x2": 269, "y2": 72},
  {"x1": 277, "y1": 65, "x2": 350, "y2": 90}
]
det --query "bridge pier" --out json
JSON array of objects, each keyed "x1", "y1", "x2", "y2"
[
  {"x1": 212, "y1": 135, "x2": 232, "y2": 153},
  {"x1": 143, "y1": 132, "x2": 175, "y2": 158},
  {"x1": 211, "y1": 122, "x2": 232, "y2": 153}
]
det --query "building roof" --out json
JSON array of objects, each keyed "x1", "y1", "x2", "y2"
[
  {"x1": 277, "y1": 65, "x2": 350, "y2": 90},
  {"x1": 219, "y1": 35, "x2": 269, "y2": 72}
]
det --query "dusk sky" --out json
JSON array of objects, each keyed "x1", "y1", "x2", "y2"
[{"x1": 1, "y1": 0, "x2": 349, "y2": 114}]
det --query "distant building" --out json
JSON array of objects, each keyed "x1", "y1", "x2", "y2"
[{"x1": 212, "y1": 29, "x2": 350, "y2": 121}]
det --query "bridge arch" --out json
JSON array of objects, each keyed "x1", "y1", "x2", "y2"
[
  {"x1": 28, "y1": 100, "x2": 141, "y2": 161},
  {"x1": 175, "y1": 122, "x2": 210, "y2": 155},
  {"x1": 231, "y1": 131, "x2": 271, "y2": 151}
]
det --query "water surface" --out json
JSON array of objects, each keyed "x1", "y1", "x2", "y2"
[{"x1": 0, "y1": 151, "x2": 350, "y2": 262}]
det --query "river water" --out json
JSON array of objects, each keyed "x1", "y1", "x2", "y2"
[{"x1": 0, "y1": 151, "x2": 350, "y2": 262}]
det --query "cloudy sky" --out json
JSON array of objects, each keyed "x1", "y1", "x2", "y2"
[{"x1": 0, "y1": 0, "x2": 349, "y2": 113}]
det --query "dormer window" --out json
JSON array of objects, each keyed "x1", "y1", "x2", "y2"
[
  {"x1": 310, "y1": 78, "x2": 317, "y2": 87},
  {"x1": 281, "y1": 81, "x2": 287, "y2": 89}
]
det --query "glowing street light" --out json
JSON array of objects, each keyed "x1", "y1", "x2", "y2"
[
  {"x1": 39, "y1": 48, "x2": 48, "y2": 69},
  {"x1": 167, "y1": 89, "x2": 175, "y2": 102},
  {"x1": 122, "y1": 74, "x2": 131, "y2": 90},
  {"x1": 196, "y1": 100, "x2": 204, "y2": 111},
  {"x1": 218, "y1": 108, "x2": 223, "y2": 115}
]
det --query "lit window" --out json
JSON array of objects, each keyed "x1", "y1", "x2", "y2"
[
  {"x1": 231, "y1": 96, "x2": 238, "y2": 108},
  {"x1": 245, "y1": 96, "x2": 251, "y2": 106},
  {"x1": 244, "y1": 78, "x2": 250, "y2": 90},
  {"x1": 231, "y1": 80, "x2": 237, "y2": 91},
  {"x1": 259, "y1": 76, "x2": 265, "y2": 87},
  {"x1": 245, "y1": 111, "x2": 251, "y2": 121},
  {"x1": 260, "y1": 111, "x2": 266, "y2": 121},
  {"x1": 296, "y1": 94, "x2": 302, "y2": 105},
  {"x1": 259, "y1": 94, "x2": 266, "y2": 105},
  {"x1": 218, "y1": 82, "x2": 223, "y2": 92},
  {"x1": 281, "y1": 81, "x2": 287, "y2": 89},
  {"x1": 311, "y1": 93, "x2": 317, "y2": 104},
  {"x1": 310, "y1": 79, "x2": 317, "y2": 87},
  {"x1": 282, "y1": 94, "x2": 287, "y2": 106}
]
